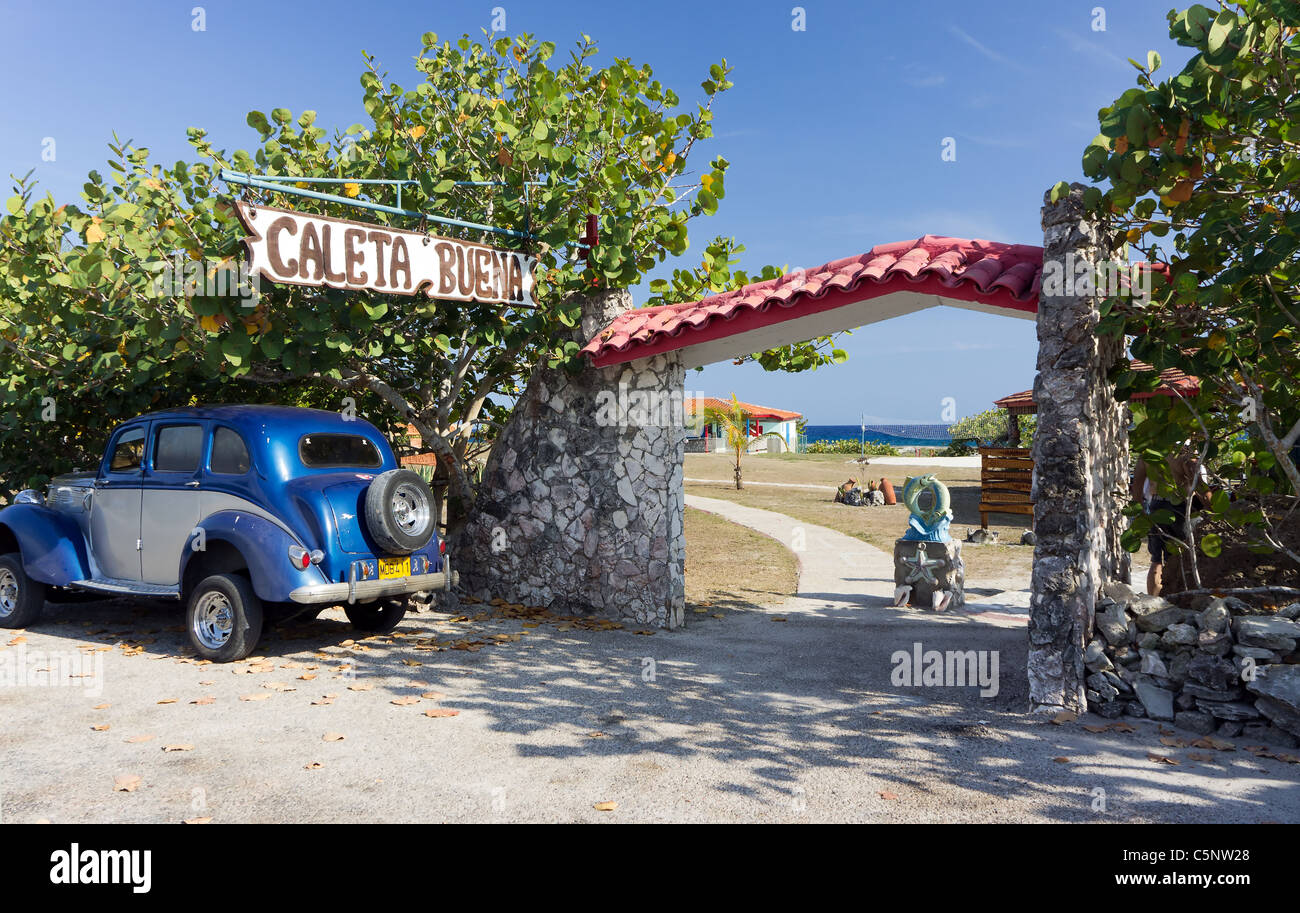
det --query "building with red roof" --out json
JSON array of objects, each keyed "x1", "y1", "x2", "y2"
[{"x1": 685, "y1": 397, "x2": 803, "y2": 453}]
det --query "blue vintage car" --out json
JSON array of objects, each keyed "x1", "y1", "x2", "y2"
[{"x1": 0, "y1": 405, "x2": 455, "y2": 661}]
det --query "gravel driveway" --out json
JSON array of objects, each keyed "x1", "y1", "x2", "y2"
[{"x1": 2, "y1": 573, "x2": 1297, "y2": 823}]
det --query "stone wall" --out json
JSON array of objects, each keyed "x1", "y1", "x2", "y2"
[
  {"x1": 457, "y1": 288, "x2": 687, "y2": 629},
  {"x1": 1029, "y1": 183, "x2": 1132, "y2": 713},
  {"x1": 1085, "y1": 584, "x2": 1300, "y2": 748}
]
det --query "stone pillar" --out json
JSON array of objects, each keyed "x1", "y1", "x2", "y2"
[
  {"x1": 457, "y1": 288, "x2": 687, "y2": 629},
  {"x1": 1029, "y1": 183, "x2": 1132, "y2": 713}
]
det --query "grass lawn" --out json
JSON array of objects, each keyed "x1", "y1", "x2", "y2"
[
  {"x1": 684, "y1": 505, "x2": 797, "y2": 611},
  {"x1": 684, "y1": 452, "x2": 1035, "y2": 585}
]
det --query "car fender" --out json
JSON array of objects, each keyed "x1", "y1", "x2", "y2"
[
  {"x1": 0, "y1": 503, "x2": 91, "y2": 586},
  {"x1": 180, "y1": 511, "x2": 329, "y2": 603}
]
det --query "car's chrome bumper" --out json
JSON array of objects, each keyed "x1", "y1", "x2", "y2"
[{"x1": 288, "y1": 561, "x2": 458, "y2": 605}]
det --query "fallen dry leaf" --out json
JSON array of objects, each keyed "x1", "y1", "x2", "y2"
[
  {"x1": 1082, "y1": 724, "x2": 1111, "y2": 733},
  {"x1": 113, "y1": 774, "x2": 142, "y2": 792},
  {"x1": 1147, "y1": 753, "x2": 1180, "y2": 766},
  {"x1": 424, "y1": 708, "x2": 459, "y2": 718},
  {"x1": 878, "y1": 790, "x2": 899, "y2": 800},
  {"x1": 347, "y1": 683, "x2": 373, "y2": 692},
  {"x1": 91, "y1": 724, "x2": 110, "y2": 732},
  {"x1": 183, "y1": 817, "x2": 212, "y2": 824},
  {"x1": 593, "y1": 801, "x2": 617, "y2": 812},
  {"x1": 323, "y1": 732, "x2": 346, "y2": 742},
  {"x1": 240, "y1": 693, "x2": 272, "y2": 702},
  {"x1": 391, "y1": 696, "x2": 421, "y2": 706},
  {"x1": 191, "y1": 696, "x2": 216, "y2": 706},
  {"x1": 1187, "y1": 752, "x2": 1217, "y2": 762},
  {"x1": 420, "y1": 691, "x2": 445, "y2": 701},
  {"x1": 93, "y1": 703, "x2": 110, "y2": 710},
  {"x1": 304, "y1": 762, "x2": 323, "y2": 770},
  {"x1": 298, "y1": 673, "x2": 317, "y2": 681},
  {"x1": 124, "y1": 735, "x2": 155, "y2": 744},
  {"x1": 1051, "y1": 711, "x2": 1078, "y2": 725},
  {"x1": 161, "y1": 744, "x2": 193, "y2": 752},
  {"x1": 156, "y1": 698, "x2": 177, "y2": 705},
  {"x1": 1191, "y1": 736, "x2": 1236, "y2": 752},
  {"x1": 1052, "y1": 756, "x2": 1071, "y2": 764}
]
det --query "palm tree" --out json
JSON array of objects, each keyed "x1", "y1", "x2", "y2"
[{"x1": 702, "y1": 393, "x2": 785, "y2": 490}]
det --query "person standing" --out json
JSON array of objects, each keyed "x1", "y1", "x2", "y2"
[{"x1": 1130, "y1": 447, "x2": 1205, "y2": 597}]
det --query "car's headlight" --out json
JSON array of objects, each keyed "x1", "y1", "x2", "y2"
[{"x1": 15, "y1": 489, "x2": 44, "y2": 505}]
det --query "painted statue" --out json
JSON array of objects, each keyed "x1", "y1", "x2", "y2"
[
  {"x1": 899, "y1": 474, "x2": 953, "y2": 542},
  {"x1": 892, "y1": 474, "x2": 964, "y2": 612}
]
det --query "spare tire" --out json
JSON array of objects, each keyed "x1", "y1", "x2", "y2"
[{"x1": 364, "y1": 469, "x2": 436, "y2": 555}]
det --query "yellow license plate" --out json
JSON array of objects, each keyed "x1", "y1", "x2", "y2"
[{"x1": 378, "y1": 557, "x2": 410, "y2": 579}]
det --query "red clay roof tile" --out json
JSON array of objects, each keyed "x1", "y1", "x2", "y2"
[
  {"x1": 582, "y1": 235, "x2": 1044, "y2": 366},
  {"x1": 994, "y1": 363, "x2": 1201, "y2": 413}
]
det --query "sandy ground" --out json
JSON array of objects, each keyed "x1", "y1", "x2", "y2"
[{"x1": 0, "y1": 500, "x2": 1289, "y2": 823}]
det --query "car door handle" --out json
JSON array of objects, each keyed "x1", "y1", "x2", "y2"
[
  {"x1": 185, "y1": 480, "x2": 201, "y2": 487},
  {"x1": 93, "y1": 479, "x2": 109, "y2": 489}
]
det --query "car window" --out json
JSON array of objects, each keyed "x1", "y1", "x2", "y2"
[
  {"x1": 299, "y1": 433, "x2": 382, "y2": 469},
  {"x1": 154, "y1": 424, "x2": 204, "y2": 473},
  {"x1": 211, "y1": 427, "x2": 251, "y2": 475},
  {"x1": 108, "y1": 427, "x2": 146, "y2": 473}
]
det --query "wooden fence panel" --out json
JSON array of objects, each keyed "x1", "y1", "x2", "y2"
[{"x1": 979, "y1": 447, "x2": 1034, "y2": 529}]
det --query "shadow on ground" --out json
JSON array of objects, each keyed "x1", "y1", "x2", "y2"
[{"x1": 9, "y1": 588, "x2": 1297, "y2": 823}]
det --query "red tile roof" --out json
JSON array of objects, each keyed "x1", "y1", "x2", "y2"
[
  {"x1": 686, "y1": 397, "x2": 802, "y2": 422},
  {"x1": 995, "y1": 362, "x2": 1201, "y2": 413},
  {"x1": 583, "y1": 236, "x2": 1043, "y2": 366}
]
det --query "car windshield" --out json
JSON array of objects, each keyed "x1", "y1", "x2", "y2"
[{"x1": 299, "y1": 433, "x2": 383, "y2": 469}]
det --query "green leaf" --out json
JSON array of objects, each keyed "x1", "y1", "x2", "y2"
[
  {"x1": 1200, "y1": 532, "x2": 1222, "y2": 558},
  {"x1": 1207, "y1": 10, "x2": 1236, "y2": 54}
]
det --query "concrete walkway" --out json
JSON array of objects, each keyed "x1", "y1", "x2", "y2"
[{"x1": 686, "y1": 494, "x2": 1029, "y2": 625}]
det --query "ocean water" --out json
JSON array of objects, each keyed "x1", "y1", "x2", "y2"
[{"x1": 805, "y1": 424, "x2": 953, "y2": 448}]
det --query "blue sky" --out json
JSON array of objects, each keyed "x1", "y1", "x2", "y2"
[{"x1": 0, "y1": 0, "x2": 1191, "y2": 423}]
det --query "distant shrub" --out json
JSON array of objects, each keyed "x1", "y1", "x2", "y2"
[
  {"x1": 804, "y1": 439, "x2": 901, "y2": 456},
  {"x1": 948, "y1": 408, "x2": 1036, "y2": 449},
  {"x1": 943, "y1": 441, "x2": 976, "y2": 456}
]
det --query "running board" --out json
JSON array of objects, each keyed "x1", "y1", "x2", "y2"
[{"x1": 70, "y1": 578, "x2": 182, "y2": 599}]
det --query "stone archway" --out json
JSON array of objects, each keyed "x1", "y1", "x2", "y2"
[{"x1": 459, "y1": 184, "x2": 1127, "y2": 713}]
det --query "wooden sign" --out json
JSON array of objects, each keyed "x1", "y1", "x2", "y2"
[{"x1": 234, "y1": 202, "x2": 535, "y2": 305}]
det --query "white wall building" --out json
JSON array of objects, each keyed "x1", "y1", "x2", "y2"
[{"x1": 684, "y1": 397, "x2": 802, "y2": 453}]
